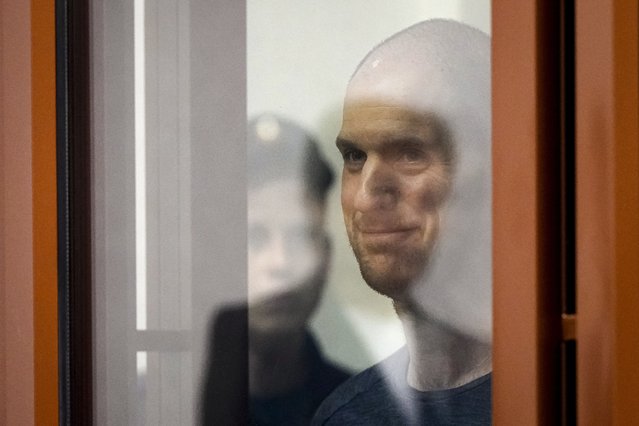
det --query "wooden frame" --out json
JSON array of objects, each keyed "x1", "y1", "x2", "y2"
[
  {"x1": 3, "y1": 0, "x2": 638, "y2": 423},
  {"x1": 1, "y1": 0, "x2": 58, "y2": 424},
  {"x1": 56, "y1": 0, "x2": 93, "y2": 424},
  {"x1": 575, "y1": 1, "x2": 639, "y2": 424},
  {"x1": 493, "y1": 0, "x2": 639, "y2": 424},
  {"x1": 493, "y1": 0, "x2": 585, "y2": 423},
  {"x1": 492, "y1": 1, "x2": 566, "y2": 423}
]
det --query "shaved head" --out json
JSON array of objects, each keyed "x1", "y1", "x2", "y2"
[{"x1": 347, "y1": 19, "x2": 489, "y2": 116}]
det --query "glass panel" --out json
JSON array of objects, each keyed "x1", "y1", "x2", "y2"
[
  {"x1": 243, "y1": 1, "x2": 491, "y2": 425},
  {"x1": 92, "y1": 0, "x2": 197, "y2": 424},
  {"x1": 91, "y1": 1, "x2": 491, "y2": 424}
]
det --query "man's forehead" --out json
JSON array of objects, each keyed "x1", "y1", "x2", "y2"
[
  {"x1": 346, "y1": 66, "x2": 446, "y2": 114},
  {"x1": 341, "y1": 100, "x2": 444, "y2": 132},
  {"x1": 337, "y1": 102, "x2": 448, "y2": 153},
  {"x1": 342, "y1": 101, "x2": 436, "y2": 124}
]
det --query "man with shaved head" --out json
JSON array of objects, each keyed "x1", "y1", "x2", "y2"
[{"x1": 312, "y1": 20, "x2": 492, "y2": 425}]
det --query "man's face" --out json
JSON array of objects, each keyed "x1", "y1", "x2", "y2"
[
  {"x1": 248, "y1": 179, "x2": 327, "y2": 334},
  {"x1": 337, "y1": 100, "x2": 453, "y2": 300}
]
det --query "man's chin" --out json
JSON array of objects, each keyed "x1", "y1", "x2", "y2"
[
  {"x1": 356, "y1": 252, "x2": 427, "y2": 300},
  {"x1": 359, "y1": 266, "x2": 414, "y2": 300}
]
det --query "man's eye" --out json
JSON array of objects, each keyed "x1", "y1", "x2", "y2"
[
  {"x1": 401, "y1": 149, "x2": 421, "y2": 161},
  {"x1": 342, "y1": 149, "x2": 366, "y2": 167},
  {"x1": 399, "y1": 149, "x2": 433, "y2": 167}
]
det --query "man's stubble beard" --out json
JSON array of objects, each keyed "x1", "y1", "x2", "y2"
[{"x1": 350, "y1": 238, "x2": 431, "y2": 301}]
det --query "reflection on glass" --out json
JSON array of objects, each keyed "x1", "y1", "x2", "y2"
[
  {"x1": 247, "y1": 115, "x2": 352, "y2": 423},
  {"x1": 200, "y1": 115, "x2": 351, "y2": 424}
]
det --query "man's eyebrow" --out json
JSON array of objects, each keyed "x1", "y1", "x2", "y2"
[
  {"x1": 381, "y1": 134, "x2": 444, "y2": 152},
  {"x1": 390, "y1": 136, "x2": 432, "y2": 148},
  {"x1": 335, "y1": 137, "x2": 355, "y2": 151}
]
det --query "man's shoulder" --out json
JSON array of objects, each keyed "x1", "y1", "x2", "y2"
[
  {"x1": 310, "y1": 362, "x2": 386, "y2": 425},
  {"x1": 311, "y1": 348, "x2": 407, "y2": 426},
  {"x1": 311, "y1": 347, "x2": 493, "y2": 426}
]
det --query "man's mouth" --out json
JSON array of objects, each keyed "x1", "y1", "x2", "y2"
[{"x1": 358, "y1": 227, "x2": 418, "y2": 246}]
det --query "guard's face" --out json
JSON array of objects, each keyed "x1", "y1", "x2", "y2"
[
  {"x1": 338, "y1": 101, "x2": 453, "y2": 300},
  {"x1": 248, "y1": 179, "x2": 327, "y2": 334}
]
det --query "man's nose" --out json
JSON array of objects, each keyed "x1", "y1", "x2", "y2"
[{"x1": 353, "y1": 157, "x2": 399, "y2": 212}]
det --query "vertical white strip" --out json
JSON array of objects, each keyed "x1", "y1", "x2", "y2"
[
  {"x1": 135, "y1": 0, "x2": 147, "y2": 330},
  {"x1": 136, "y1": 351, "x2": 148, "y2": 377},
  {"x1": 136, "y1": 352, "x2": 148, "y2": 424}
]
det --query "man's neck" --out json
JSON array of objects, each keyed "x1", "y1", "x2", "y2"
[
  {"x1": 394, "y1": 299, "x2": 492, "y2": 392},
  {"x1": 248, "y1": 328, "x2": 308, "y2": 397}
]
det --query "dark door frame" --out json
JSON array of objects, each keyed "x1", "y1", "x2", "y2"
[{"x1": 56, "y1": 0, "x2": 92, "y2": 424}]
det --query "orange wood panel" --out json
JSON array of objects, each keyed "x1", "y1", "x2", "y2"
[
  {"x1": 31, "y1": 0, "x2": 59, "y2": 424},
  {"x1": 0, "y1": 63, "x2": 3, "y2": 425},
  {"x1": 1, "y1": 0, "x2": 35, "y2": 424},
  {"x1": 492, "y1": 1, "x2": 563, "y2": 424},
  {"x1": 492, "y1": 3, "x2": 539, "y2": 420},
  {"x1": 1, "y1": 0, "x2": 59, "y2": 424},
  {"x1": 576, "y1": 1, "x2": 639, "y2": 424}
]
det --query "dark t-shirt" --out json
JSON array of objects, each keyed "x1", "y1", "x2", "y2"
[
  {"x1": 199, "y1": 305, "x2": 351, "y2": 426},
  {"x1": 312, "y1": 347, "x2": 491, "y2": 426},
  {"x1": 249, "y1": 341, "x2": 351, "y2": 426}
]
